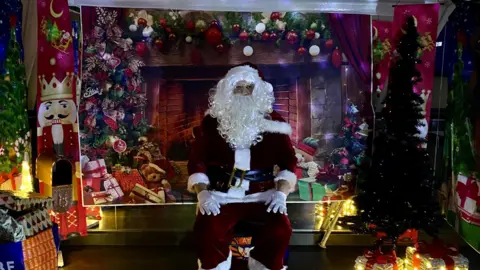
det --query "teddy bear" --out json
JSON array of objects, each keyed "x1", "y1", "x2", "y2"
[{"x1": 140, "y1": 163, "x2": 176, "y2": 202}]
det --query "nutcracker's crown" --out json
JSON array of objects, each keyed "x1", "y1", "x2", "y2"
[
  {"x1": 38, "y1": 72, "x2": 74, "y2": 101},
  {"x1": 419, "y1": 89, "x2": 431, "y2": 113}
]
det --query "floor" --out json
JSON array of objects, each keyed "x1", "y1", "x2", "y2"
[{"x1": 62, "y1": 246, "x2": 480, "y2": 270}]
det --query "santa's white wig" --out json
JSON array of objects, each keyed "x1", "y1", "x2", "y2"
[{"x1": 207, "y1": 64, "x2": 275, "y2": 150}]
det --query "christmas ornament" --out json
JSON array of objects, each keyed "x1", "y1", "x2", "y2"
[
  {"x1": 137, "y1": 18, "x2": 147, "y2": 27},
  {"x1": 104, "y1": 81, "x2": 113, "y2": 93},
  {"x1": 262, "y1": 32, "x2": 270, "y2": 41},
  {"x1": 325, "y1": 39, "x2": 334, "y2": 49},
  {"x1": 210, "y1": 20, "x2": 219, "y2": 27},
  {"x1": 142, "y1": 26, "x2": 153, "y2": 37},
  {"x1": 332, "y1": 48, "x2": 342, "y2": 68},
  {"x1": 297, "y1": 47, "x2": 306, "y2": 55},
  {"x1": 232, "y1": 24, "x2": 241, "y2": 33},
  {"x1": 270, "y1": 12, "x2": 281, "y2": 21},
  {"x1": 186, "y1": 21, "x2": 195, "y2": 31},
  {"x1": 169, "y1": 33, "x2": 176, "y2": 40},
  {"x1": 195, "y1": 20, "x2": 207, "y2": 32},
  {"x1": 270, "y1": 32, "x2": 278, "y2": 40},
  {"x1": 320, "y1": 24, "x2": 325, "y2": 30},
  {"x1": 276, "y1": 20, "x2": 286, "y2": 31},
  {"x1": 243, "y1": 46, "x2": 253, "y2": 56},
  {"x1": 124, "y1": 68, "x2": 133, "y2": 78},
  {"x1": 255, "y1": 23, "x2": 266, "y2": 34},
  {"x1": 165, "y1": 27, "x2": 172, "y2": 33},
  {"x1": 239, "y1": 31, "x2": 249, "y2": 41},
  {"x1": 205, "y1": 27, "x2": 222, "y2": 45},
  {"x1": 154, "y1": 39, "x2": 163, "y2": 50},
  {"x1": 376, "y1": 72, "x2": 381, "y2": 80},
  {"x1": 310, "y1": 22, "x2": 318, "y2": 30},
  {"x1": 185, "y1": 36, "x2": 193, "y2": 43},
  {"x1": 135, "y1": 42, "x2": 147, "y2": 56},
  {"x1": 129, "y1": 24, "x2": 137, "y2": 32},
  {"x1": 159, "y1": 18, "x2": 167, "y2": 27},
  {"x1": 49, "y1": 58, "x2": 56, "y2": 66},
  {"x1": 216, "y1": 44, "x2": 224, "y2": 53},
  {"x1": 314, "y1": 32, "x2": 320, "y2": 39},
  {"x1": 286, "y1": 31, "x2": 298, "y2": 44},
  {"x1": 113, "y1": 138, "x2": 127, "y2": 153},
  {"x1": 309, "y1": 45, "x2": 320, "y2": 56},
  {"x1": 306, "y1": 30, "x2": 315, "y2": 40}
]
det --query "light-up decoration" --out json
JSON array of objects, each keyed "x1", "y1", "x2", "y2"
[{"x1": 19, "y1": 152, "x2": 33, "y2": 194}]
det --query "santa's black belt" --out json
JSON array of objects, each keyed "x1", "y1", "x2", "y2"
[{"x1": 206, "y1": 167, "x2": 274, "y2": 193}]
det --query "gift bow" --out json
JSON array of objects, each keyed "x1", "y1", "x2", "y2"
[
  {"x1": 456, "y1": 176, "x2": 480, "y2": 208},
  {"x1": 364, "y1": 249, "x2": 398, "y2": 270},
  {"x1": 414, "y1": 240, "x2": 457, "y2": 270}
]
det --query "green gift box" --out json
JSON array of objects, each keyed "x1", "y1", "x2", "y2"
[{"x1": 298, "y1": 178, "x2": 316, "y2": 201}]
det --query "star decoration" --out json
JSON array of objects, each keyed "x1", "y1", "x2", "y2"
[{"x1": 425, "y1": 18, "x2": 432, "y2": 25}]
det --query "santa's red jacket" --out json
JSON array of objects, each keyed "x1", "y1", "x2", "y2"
[{"x1": 188, "y1": 111, "x2": 297, "y2": 203}]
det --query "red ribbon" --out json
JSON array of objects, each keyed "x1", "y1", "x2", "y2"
[
  {"x1": 413, "y1": 240, "x2": 457, "y2": 270},
  {"x1": 456, "y1": 176, "x2": 479, "y2": 208},
  {"x1": 84, "y1": 160, "x2": 107, "y2": 176},
  {"x1": 364, "y1": 249, "x2": 397, "y2": 270}
]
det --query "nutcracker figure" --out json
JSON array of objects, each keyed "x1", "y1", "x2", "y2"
[{"x1": 36, "y1": 0, "x2": 87, "y2": 239}]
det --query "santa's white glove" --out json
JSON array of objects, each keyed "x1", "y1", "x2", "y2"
[
  {"x1": 265, "y1": 191, "x2": 288, "y2": 215},
  {"x1": 197, "y1": 190, "x2": 221, "y2": 216}
]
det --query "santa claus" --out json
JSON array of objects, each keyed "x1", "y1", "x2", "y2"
[{"x1": 188, "y1": 64, "x2": 297, "y2": 270}]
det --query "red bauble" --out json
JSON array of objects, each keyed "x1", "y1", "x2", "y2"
[
  {"x1": 286, "y1": 31, "x2": 298, "y2": 44},
  {"x1": 210, "y1": 20, "x2": 219, "y2": 27},
  {"x1": 332, "y1": 48, "x2": 342, "y2": 68},
  {"x1": 270, "y1": 32, "x2": 278, "y2": 41},
  {"x1": 154, "y1": 39, "x2": 163, "y2": 50},
  {"x1": 186, "y1": 21, "x2": 195, "y2": 31},
  {"x1": 124, "y1": 67, "x2": 134, "y2": 77},
  {"x1": 232, "y1": 24, "x2": 241, "y2": 33},
  {"x1": 297, "y1": 47, "x2": 306, "y2": 55},
  {"x1": 270, "y1": 12, "x2": 281, "y2": 21},
  {"x1": 262, "y1": 32, "x2": 270, "y2": 41},
  {"x1": 169, "y1": 33, "x2": 176, "y2": 40},
  {"x1": 325, "y1": 39, "x2": 334, "y2": 50},
  {"x1": 205, "y1": 27, "x2": 223, "y2": 45},
  {"x1": 306, "y1": 29, "x2": 315, "y2": 40},
  {"x1": 239, "y1": 31, "x2": 249, "y2": 41},
  {"x1": 113, "y1": 138, "x2": 127, "y2": 153},
  {"x1": 137, "y1": 18, "x2": 147, "y2": 27},
  {"x1": 216, "y1": 44, "x2": 224, "y2": 53},
  {"x1": 135, "y1": 42, "x2": 147, "y2": 57},
  {"x1": 165, "y1": 27, "x2": 172, "y2": 33},
  {"x1": 159, "y1": 18, "x2": 167, "y2": 27}
]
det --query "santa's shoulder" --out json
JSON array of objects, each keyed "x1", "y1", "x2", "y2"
[
  {"x1": 265, "y1": 111, "x2": 292, "y2": 136},
  {"x1": 269, "y1": 111, "x2": 286, "y2": 122}
]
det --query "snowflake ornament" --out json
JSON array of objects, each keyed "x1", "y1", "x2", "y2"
[
  {"x1": 424, "y1": 61, "x2": 431, "y2": 68},
  {"x1": 425, "y1": 17, "x2": 432, "y2": 25},
  {"x1": 384, "y1": 28, "x2": 389, "y2": 34}
]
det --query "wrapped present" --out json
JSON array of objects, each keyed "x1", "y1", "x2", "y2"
[
  {"x1": 405, "y1": 241, "x2": 469, "y2": 270},
  {"x1": 0, "y1": 209, "x2": 25, "y2": 243},
  {"x1": 83, "y1": 159, "x2": 108, "y2": 178},
  {"x1": 0, "y1": 227, "x2": 57, "y2": 270},
  {"x1": 86, "y1": 206, "x2": 102, "y2": 220},
  {"x1": 354, "y1": 249, "x2": 404, "y2": 270},
  {"x1": 230, "y1": 236, "x2": 254, "y2": 261},
  {"x1": 456, "y1": 174, "x2": 480, "y2": 225},
  {"x1": 103, "y1": 175, "x2": 124, "y2": 200},
  {"x1": 82, "y1": 177, "x2": 102, "y2": 193},
  {"x1": 15, "y1": 208, "x2": 52, "y2": 238},
  {"x1": 298, "y1": 178, "x2": 315, "y2": 201},
  {"x1": 0, "y1": 192, "x2": 53, "y2": 212},
  {"x1": 91, "y1": 191, "x2": 112, "y2": 205},
  {"x1": 113, "y1": 169, "x2": 146, "y2": 193},
  {"x1": 129, "y1": 184, "x2": 165, "y2": 204},
  {"x1": 0, "y1": 174, "x2": 22, "y2": 192}
]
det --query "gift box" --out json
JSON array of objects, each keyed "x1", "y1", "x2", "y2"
[
  {"x1": 355, "y1": 249, "x2": 404, "y2": 270},
  {"x1": 113, "y1": 169, "x2": 146, "y2": 193},
  {"x1": 405, "y1": 241, "x2": 469, "y2": 270},
  {"x1": 230, "y1": 236, "x2": 254, "y2": 261},
  {"x1": 15, "y1": 208, "x2": 52, "y2": 238},
  {"x1": 0, "y1": 192, "x2": 53, "y2": 212},
  {"x1": 91, "y1": 191, "x2": 112, "y2": 205},
  {"x1": 129, "y1": 184, "x2": 165, "y2": 204},
  {"x1": 0, "y1": 175, "x2": 22, "y2": 192},
  {"x1": 456, "y1": 174, "x2": 480, "y2": 225},
  {"x1": 103, "y1": 175, "x2": 124, "y2": 201},
  {"x1": 82, "y1": 177, "x2": 102, "y2": 193},
  {"x1": 0, "y1": 227, "x2": 57, "y2": 270},
  {"x1": 83, "y1": 159, "x2": 108, "y2": 178},
  {"x1": 86, "y1": 206, "x2": 102, "y2": 220},
  {"x1": 298, "y1": 178, "x2": 315, "y2": 201}
]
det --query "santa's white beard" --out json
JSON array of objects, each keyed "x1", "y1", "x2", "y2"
[
  {"x1": 213, "y1": 96, "x2": 267, "y2": 149},
  {"x1": 52, "y1": 124, "x2": 64, "y2": 145}
]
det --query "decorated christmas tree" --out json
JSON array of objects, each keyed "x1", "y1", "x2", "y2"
[
  {"x1": 80, "y1": 8, "x2": 149, "y2": 166},
  {"x1": 329, "y1": 103, "x2": 368, "y2": 169},
  {"x1": 354, "y1": 17, "x2": 441, "y2": 245},
  {"x1": 0, "y1": 16, "x2": 31, "y2": 180}
]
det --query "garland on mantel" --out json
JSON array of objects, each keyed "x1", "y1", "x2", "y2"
[{"x1": 125, "y1": 10, "x2": 339, "y2": 59}]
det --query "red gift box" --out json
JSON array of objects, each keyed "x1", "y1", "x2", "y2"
[{"x1": 113, "y1": 169, "x2": 146, "y2": 194}]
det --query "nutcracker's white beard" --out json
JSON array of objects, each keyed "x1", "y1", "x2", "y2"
[
  {"x1": 208, "y1": 76, "x2": 274, "y2": 150},
  {"x1": 52, "y1": 124, "x2": 64, "y2": 144}
]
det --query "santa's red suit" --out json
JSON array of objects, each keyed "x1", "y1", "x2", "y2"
[{"x1": 188, "y1": 65, "x2": 297, "y2": 270}]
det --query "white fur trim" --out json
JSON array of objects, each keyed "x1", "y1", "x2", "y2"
[
  {"x1": 188, "y1": 173, "x2": 210, "y2": 193},
  {"x1": 263, "y1": 120, "x2": 292, "y2": 136},
  {"x1": 274, "y1": 170, "x2": 297, "y2": 193},
  {"x1": 148, "y1": 163, "x2": 166, "y2": 174},
  {"x1": 234, "y1": 148, "x2": 251, "y2": 170},
  {"x1": 198, "y1": 251, "x2": 232, "y2": 270}
]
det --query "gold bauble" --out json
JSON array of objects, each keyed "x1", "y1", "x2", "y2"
[
  {"x1": 105, "y1": 136, "x2": 116, "y2": 148},
  {"x1": 4, "y1": 75, "x2": 10, "y2": 82}
]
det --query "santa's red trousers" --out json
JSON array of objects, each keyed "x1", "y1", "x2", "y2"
[{"x1": 194, "y1": 202, "x2": 292, "y2": 270}]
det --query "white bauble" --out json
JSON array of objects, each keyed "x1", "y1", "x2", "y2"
[
  {"x1": 243, "y1": 46, "x2": 254, "y2": 56},
  {"x1": 314, "y1": 32, "x2": 320, "y2": 39},
  {"x1": 49, "y1": 58, "x2": 56, "y2": 66},
  {"x1": 376, "y1": 72, "x2": 381, "y2": 80},
  {"x1": 129, "y1": 24, "x2": 138, "y2": 32},
  {"x1": 185, "y1": 36, "x2": 193, "y2": 43},
  {"x1": 309, "y1": 45, "x2": 320, "y2": 56},
  {"x1": 142, "y1": 26, "x2": 154, "y2": 37},
  {"x1": 255, "y1": 23, "x2": 266, "y2": 34},
  {"x1": 126, "y1": 38, "x2": 133, "y2": 45}
]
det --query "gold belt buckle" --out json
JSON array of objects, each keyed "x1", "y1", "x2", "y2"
[{"x1": 228, "y1": 167, "x2": 246, "y2": 188}]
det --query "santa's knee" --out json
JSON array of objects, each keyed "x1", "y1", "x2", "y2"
[{"x1": 267, "y1": 216, "x2": 292, "y2": 243}]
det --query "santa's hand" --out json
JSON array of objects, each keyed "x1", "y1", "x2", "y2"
[
  {"x1": 265, "y1": 191, "x2": 288, "y2": 215},
  {"x1": 197, "y1": 190, "x2": 221, "y2": 216}
]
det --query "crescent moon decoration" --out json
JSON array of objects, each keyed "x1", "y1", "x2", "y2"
[
  {"x1": 373, "y1": 26, "x2": 378, "y2": 40},
  {"x1": 50, "y1": 0, "x2": 63, "y2": 19}
]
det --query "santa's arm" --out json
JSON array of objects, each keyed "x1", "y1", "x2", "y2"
[
  {"x1": 187, "y1": 122, "x2": 210, "y2": 193},
  {"x1": 275, "y1": 134, "x2": 298, "y2": 194}
]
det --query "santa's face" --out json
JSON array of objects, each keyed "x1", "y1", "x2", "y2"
[{"x1": 38, "y1": 99, "x2": 77, "y2": 127}]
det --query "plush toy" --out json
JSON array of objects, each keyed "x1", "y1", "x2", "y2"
[{"x1": 140, "y1": 163, "x2": 177, "y2": 202}]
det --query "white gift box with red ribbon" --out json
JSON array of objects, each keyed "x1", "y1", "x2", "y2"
[
  {"x1": 103, "y1": 175, "x2": 124, "y2": 200},
  {"x1": 83, "y1": 159, "x2": 108, "y2": 178},
  {"x1": 456, "y1": 174, "x2": 480, "y2": 225}
]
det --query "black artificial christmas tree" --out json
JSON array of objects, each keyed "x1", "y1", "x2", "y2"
[{"x1": 354, "y1": 17, "x2": 441, "y2": 246}]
